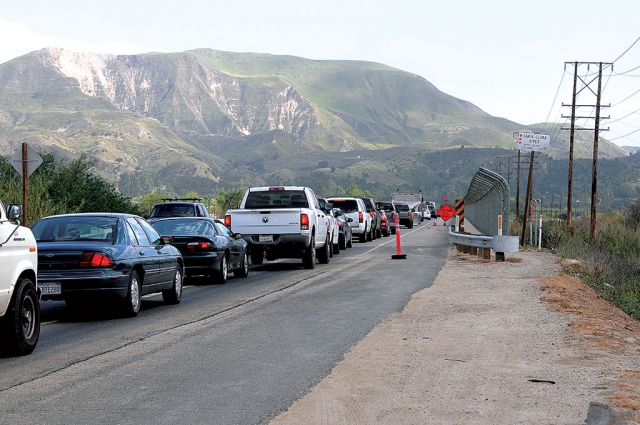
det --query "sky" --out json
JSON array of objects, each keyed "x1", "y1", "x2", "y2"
[{"x1": 1, "y1": 0, "x2": 639, "y2": 147}]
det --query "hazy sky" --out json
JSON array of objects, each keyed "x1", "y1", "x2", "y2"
[{"x1": 1, "y1": 0, "x2": 639, "y2": 147}]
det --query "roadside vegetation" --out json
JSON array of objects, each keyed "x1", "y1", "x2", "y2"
[{"x1": 540, "y1": 201, "x2": 640, "y2": 321}]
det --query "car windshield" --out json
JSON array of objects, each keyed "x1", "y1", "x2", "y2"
[
  {"x1": 245, "y1": 190, "x2": 308, "y2": 209},
  {"x1": 330, "y1": 200, "x2": 359, "y2": 213},
  {"x1": 153, "y1": 219, "x2": 214, "y2": 236},
  {"x1": 31, "y1": 216, "x2": 118, "y2": 243},
  {"x1": 150, "y1": 204, "x2": 196, "y2": 217}
]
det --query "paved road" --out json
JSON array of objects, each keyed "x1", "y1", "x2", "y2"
[{"x1": 0, "y1": 221, "x2": 449, "y2": 425}]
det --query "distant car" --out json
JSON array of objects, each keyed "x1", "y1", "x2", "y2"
[
  {"x1": 375, "y1": 201, "x2": 398, "y2": 235},
  {"x1": 152, "y1": 217, "x2": 249, "y2": 283},
  {"x1": 32, "y1": 213, "x2": 184, "y2": 316},
  {"x1": 359, "y1": 197, "x2": 382, "y2": 239},
  {"x1": 332, "y1": 208, "x2": 353, "y2": 250},
  {"x1": 319, "y1": 198, "x2": 340, "y2": 255},
  {"x1": 425, "y1": 201, "x2": 438, "y2": 218},
  {"x1": 393, "y1": 202, "x2": 420, "y2": 228},
  {"x1": 146, "y1": 198, "x2": 210, "y2": 224},
  {"x1": 422, "y1": 203, "x2": 432, "y2": 220}
]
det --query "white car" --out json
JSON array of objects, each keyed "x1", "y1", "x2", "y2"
[
  {"x1": 326, "y1": 197, "x2": 373, "y2": 243},
  {"x1": 422, "y1": 207, "x2": 432, "y2": 220}
]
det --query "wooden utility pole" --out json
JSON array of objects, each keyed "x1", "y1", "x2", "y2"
[
  {"x1": 22, "y1": 143, "x2": 28, "y2": 226},
  {"x1": 520, "y1": 151, "x2": 535, "y2": 246},
  {"x1": 561, "y1": 61, "x2": 611, "y2": 237}
]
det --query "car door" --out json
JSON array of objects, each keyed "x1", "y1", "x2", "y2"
[
  {"x1": 126, "y1": 217, "x2": 160, "y2": 292},
  {"x1": 137, "y1": 217, "x2": 177, "y2": 288},
  {"x1": 215, "y1": 221, "x2": 243, "y2": 270}
]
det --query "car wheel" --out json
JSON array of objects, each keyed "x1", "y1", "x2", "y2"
[
  {"x1": 329, "y1": 237, "x2": 334, "y2": 258},
  {"x1": 347, "y1": 233, "x2": 353, "y2": 248},
  {"x1": 339, "y1": 235, "x2": 346, "y2": 251},
  {"x1": 317, "y1": 234, "x2": 330, "y2": 264},
  {"x1": 250, "y1": 250, "x2": 264, "y2": 265},
  {"x1": 333, "y1": 238, "x2": 340, "y2": 254},
  {"x1": 162, "y1": 266, "x2": 183, "y2": 305},
  {"x1": 0, "y1": 278, "x2": 40, "y2": 356},
  {"x1": 214, "y1": 254, "x2": 228, "y2": 284},
  {"x1": 122, "y1": 270, "x2": 142, "y2": 317},
  {"x1": 359, "y1": 229, "x2": 367, "y2": 243},
  {"x1": 234, "y1": 252, "x2": 250, "y2": 278},
  {"x1": 408, "y1": 221, "x2": 414, "y2": 229},
  {"x1": 377, "y1": 227, "x2": 382, "y2": 238},
  {"x1": 303, "y1": 236, "x2": 316, "y2": 269},
  {"x1": 367, "y1": 226, "x2": 373, "y2": 241},
  {"x1": 391, "y1": 227, "x2": 396, "y2": 235}
]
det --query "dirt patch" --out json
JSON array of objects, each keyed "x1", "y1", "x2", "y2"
[{"x1": 271, "y1": 249, "x2": 640, "y2": 424}]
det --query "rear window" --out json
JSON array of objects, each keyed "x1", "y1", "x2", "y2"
[
  {"x1": 331, "y1": 200, "x2": 359, "y2": 213},
  {"x1": 31, "y1": 216, "x2": 118, "y2": 242},
  {"x1": 245, "y1": 190, "x2": 308, "y2": 209},
  {"x1": 376, "y1": 202, "x2": 394, "y2": 212},
  {"x1": 394, "y1": 203, "x2": 410, "y2": 212},
  {"x1": 150, "y1": 203, "x2": 196, "y2": 218}
]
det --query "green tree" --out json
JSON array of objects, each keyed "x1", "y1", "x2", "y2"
[
  {"x1": 139, "y1": 192, "x2": 166, "y2": 215},
  {"x1": 216, "y1": 188, "x2": 245, "y2": 215},
  {"x1": 348, "y1": 182, "x2": 364, "y2": 197}
]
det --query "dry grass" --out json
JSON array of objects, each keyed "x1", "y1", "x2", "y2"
[{"x1": 540, "y1": 272, "x2": 640, "y2": 417}]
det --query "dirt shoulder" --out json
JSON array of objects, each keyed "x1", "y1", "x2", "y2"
[{"x1": 270, "y1": 248, "x2": 640, "y2": 425}]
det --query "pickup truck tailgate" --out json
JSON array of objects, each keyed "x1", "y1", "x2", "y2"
[{"x1": 229, "y1": 209, "x2": 303, "y2": 235}]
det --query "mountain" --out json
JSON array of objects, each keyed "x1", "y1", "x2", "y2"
[{"x1": 0, "y1": 47, "x2": 630, "y2": 199}]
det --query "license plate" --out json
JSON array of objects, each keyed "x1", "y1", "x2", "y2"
[
  {"x1": 259, "y1": 235, "x2": 273, "y2": 242},
  {"x1": 40, "y1": 282, "x2": 62, "y2": 295}
]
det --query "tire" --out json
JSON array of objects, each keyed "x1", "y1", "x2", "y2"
[
  {"x1": 162, "y1": 266, "x2": 183, "y2": 305},
  {"x1": 317, "y1": 234, "x2": 330, "y2": 264},
  {"x1": 391, "y1": 227, "x2": 397, "y2": 235},
  {"x1": 376, "y1": 227, "x2": 382, "y2": 238},
  {"x1": 347, "y1": 233, "x2": 353, "y2": 248},
  {"x1": 0, "y1": 278, "x2": 40, "y2": 356},
  {"x1": 408, "y1": 221, "x2": 413, "y2": 229},
  {"x1": 359, "y1": 229, "x2": 367, "y2": 243},
  {"x1": 333, "y1": 238, "x2": 340, "y2": 255},
  {"x1": 339, "y1": 235, "x2": 346, "y2": 251},
  {"x1": 303, "y1": 236, "x2": 316, "y2": 269},
  {"x1": 329, "y1": 237, "x2": 334, "y2": 258},
  {"x1": 214, "y1": 254, "x2": 229, "y2": 284},
  {"x1": 367, "y1": 226, "x2": 373, "y2": 241},
  {"x1": 250, "y1": 250, "x2": 264, "y2": 265},
  {"x1": 234, "y1": 252, "x2": 250, "y2": 278},
  {"x1": 122, "y1": 270, "x2": 142, "y2": 317}
]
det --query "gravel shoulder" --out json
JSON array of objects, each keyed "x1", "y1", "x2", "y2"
[{"x1": 270, "y1": 248, "x2": 640, "y2": 425}]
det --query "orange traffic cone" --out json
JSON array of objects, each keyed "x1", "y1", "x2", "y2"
[{"x1": 433, "y1": 219, "x2": 437, "y2": 226}]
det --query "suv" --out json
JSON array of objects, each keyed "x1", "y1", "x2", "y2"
[
  {"x1": 327, "y1": 197, "x2": 372, "y2": 243},
  {"x1": 359, "y1": 197, "x2": 382, "y2": 239},
  {"x1": 146, "y1": 198, "x2": 210, "y2": 223},
  {"x1": 0, "y1": 200, "x2": 40, "y2": 356}
]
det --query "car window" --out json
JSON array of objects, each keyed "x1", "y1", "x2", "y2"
[
  {"x1": 245, "y1": 190, "x2": 308, "y2": 209},
  {"x1": 215, "y1": 222, "x2": 233, "y2": 238},
  {"x1": 137, "y1": 218, "x2": 162, "y2": 244},
  {"x1": 330, "y1": 200, "x2": 358, "y2": 213},
  {"x1": 127, "y1": 218, "x2": 151, "y2": 246},
  {"x1": 31, "y1": 216, "x2": 118, "y2": 242},
  {"x1": 126, "y1": 221, "x2": 139, "y2": 245},
  {"x1": 153, "y1": 219, "x2": 214, "y2": 235},
  {"x1": 150, "y1": 204, "x2": 196, "y2": 217}
]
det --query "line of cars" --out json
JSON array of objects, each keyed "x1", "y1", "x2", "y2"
[{"x1": 0, "y1": 192, "x2": 427, "y2": 356}]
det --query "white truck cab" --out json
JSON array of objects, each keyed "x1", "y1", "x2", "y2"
[{"x1": 0, "y1": 200, "x2": 40, "y2": 356}]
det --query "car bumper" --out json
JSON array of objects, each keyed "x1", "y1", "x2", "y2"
[
  {"x1": 38, "y1": 269, "x2": 130, "y2": 301},
  {"x1": 180, "y1": 252, "x2": 223, "y2": 276}
]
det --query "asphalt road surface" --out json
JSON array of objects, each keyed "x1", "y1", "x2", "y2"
[{"x1": 0, "y1": 220, "x2": 448, "y2": 425}]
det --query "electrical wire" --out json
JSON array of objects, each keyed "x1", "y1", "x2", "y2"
[{"x1": 612, "y1": 36, "x2": 640, "y2": 64}]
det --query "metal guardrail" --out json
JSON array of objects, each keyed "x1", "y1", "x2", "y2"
[{"x1": 448, "y1": 227, "x2": 519, "y2": 259}]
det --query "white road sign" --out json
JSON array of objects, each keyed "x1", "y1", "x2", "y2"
[
  {"x1": 10, "y1": 144, "x2": 43, "y2": 177},
  {"x1": 517, "y1": 133, "x2": 550, "y2": 152}
]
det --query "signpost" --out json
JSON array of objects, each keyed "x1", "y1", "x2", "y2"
[
  {"x1": 517, "y1": 133, "x2": 550, "y2": 152},
  {"x1": 10, "y1": 143, "x2": 43, "y2": 226}
]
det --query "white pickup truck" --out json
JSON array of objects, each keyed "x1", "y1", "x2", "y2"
[
  {"x1": 0, "y1": 200, "x2": 40, "y2": 356},
  {"x1": 224, "y1": 186, "x2": 332, "y2": 269}
]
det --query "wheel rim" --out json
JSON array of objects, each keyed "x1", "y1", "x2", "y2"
[
  {"x1": 174, "y1": 269, "x2": 182, "y2": 296},
  {"x1": 222, "y1": 256, "x2": 228, "y2": 281},
  {"x1": 130, "y1": 275, "x2": 140, "y2": 312},
  {"x1": 21, "y1": 293, "x2": 36, "y2": 339}
]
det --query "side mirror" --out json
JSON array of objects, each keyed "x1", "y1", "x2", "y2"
[
  {"x1": 161, "y1": 236, "x2": 173, "y2": 245},
  {"x1": 235, "y1": 233, "x2": 244, "y2": 240},
  {"x1": 6, "y1": 204, "x2": 22, "y2": 220}
]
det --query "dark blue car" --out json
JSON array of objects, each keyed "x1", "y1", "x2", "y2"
[
  {"x1": 31, "y1": 213, "x2": 184, "y2": 316},
  {"x1": 151, "y1": 217, "x2": 249, "y2": 284}
]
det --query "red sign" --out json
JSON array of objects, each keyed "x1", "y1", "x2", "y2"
[{"x1": 438, "y1": 204, "x2": 456, "y2": 222}]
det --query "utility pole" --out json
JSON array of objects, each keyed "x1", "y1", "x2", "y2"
[{"x1": 561, "y1": 61, "x2": 611, "y2": 237}]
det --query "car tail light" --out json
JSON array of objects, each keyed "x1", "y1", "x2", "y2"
[
  {"x1": 408, "y1": 211, "x2": 412, "y2": 218},
  {"x1": 301, "y1": 213, "x2": 309, "y2": 230},
  {"x1": 79, "y1": 252, "x2": 115, "y2": 267},
  {"x1": 337, "y1": 220, "x2": 343, "y2": 227},
  {"x1": 381, "y1": 215, "x2": 387, "y2": 223},
  {"x1": 369, "y1": 211, "x2": 375, "y2": 217},
  {"x1": 269, "y1": 186, "x2": 285, "y2": 191},
  {"x1": 187, "y1": 241, "x2": 214, "y2": 251},
  {"x1": 359, "y1": 212, "x2": 363, "y2": 223},
  {"x1": 224, "y1": 215, "x2": 231, "y2": 227}
]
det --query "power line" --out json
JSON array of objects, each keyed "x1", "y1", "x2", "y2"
[
  {"x1": 611, "y1": 89, "x2": 640, "y2": 107},
  {"x1": 608, "y1": 127, "x2": 640, "y2": 141},
  {"x1": 612, "y1": 36, "x2": 640, "y2": 64},
  {"x1": 609, "y1": 105, "x2": 640, "y2": 124}
]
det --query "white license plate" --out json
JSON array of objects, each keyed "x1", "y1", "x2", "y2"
[
  {"x1": 259, "y1": 235, "x2": 273, "y2": 242},
  {"x1": 40, "y1": 282, "x2": 62, "y2": 295}
]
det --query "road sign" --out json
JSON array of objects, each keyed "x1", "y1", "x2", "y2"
[
  {"x1": 10, "y1": 144, "x2": 43, "y2": 177},
  {"x1": 517, "y1": 133, "x2": 550, "y2": 152},
  {"x1": 438, "y1": 204, "x2": 456, "y2": 222}
]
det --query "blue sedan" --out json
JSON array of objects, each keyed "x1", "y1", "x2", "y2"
[
  {"x1": 151, "y1": 217, "x2": 249, "y2": 284},
  {"x1": 31, "y1": 213, "x2": 184, "y2": 316}
]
